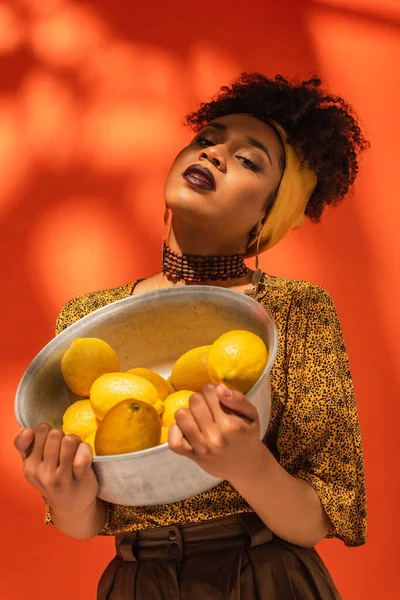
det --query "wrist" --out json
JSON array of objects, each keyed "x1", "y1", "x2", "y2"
[
  {"x1": 50, "y1": 496, "x2": 98, "y2": 518},
  {"x1": 229, "y1": 441, "x2": 272, "y2": 488}
]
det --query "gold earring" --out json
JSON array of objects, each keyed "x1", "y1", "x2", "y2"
[
  {"x1": 245, "y1": 224, "x2": 263, "y2": 298},
  {"x1": 164, "y1": 204, "x2": 170, "y2": 226},
  {"x1": 251, "y1": 227, "x2": 263, "y2": 288},
  {"x1": 162, "y1": 205, "x2": 171, "y2": 265}
]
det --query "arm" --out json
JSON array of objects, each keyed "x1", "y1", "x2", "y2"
[
  {"x1": 237, "y1": 285, "x2": 366, "y2": 548},
  {"x1": 229, "y1": 442, "x2": 330, "y2": 548},
  {"x1": 171, "y1": 385, "x2": 329, "y2": 548},
  {"x1": 15, "y1": 290, "x2": 125, "y2": 539},
  {"x1": 49, "y1": 498, "x2": 107, "y2": 540}
]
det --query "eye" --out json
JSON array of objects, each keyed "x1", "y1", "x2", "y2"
[
  {"x1": 194, "y1": 136, "x2": 214, "y2": 147},
  {"x1": 237, "y1": 156, "x2": 260, "y2": 172}
]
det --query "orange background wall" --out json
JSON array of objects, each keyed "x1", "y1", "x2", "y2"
[{"x1": 1, "y1": 0, "x2": 399, "y2": 598}]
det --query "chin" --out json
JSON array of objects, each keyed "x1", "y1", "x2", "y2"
[{"x1": 164, "y1": 178, "x2": 210, "y2": 213}]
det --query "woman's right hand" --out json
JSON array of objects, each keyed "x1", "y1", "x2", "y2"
[{"x1": 14, "y1": 424, "x2": 99, "y2": 515}]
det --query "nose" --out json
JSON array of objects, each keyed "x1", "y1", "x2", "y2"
[{"x1": 199, "y1": 145, "x2": 226, "y2": 172}]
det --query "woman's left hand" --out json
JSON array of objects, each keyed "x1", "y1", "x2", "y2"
[{"x1": 168, "y1": 383, "x2": 262, "y2": 481}]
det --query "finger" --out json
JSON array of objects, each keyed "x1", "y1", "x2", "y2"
[
  {"x1": 73, "y1": 442, "x2": 94, "y2": 481},
  {"x1": 58, "y1": 434, "x2": 81, "y2": 478},
  {"x1": 201, "y1": 383, "x2": 250, "y2": 421},
  {"x1": 43, "y1": 429, "x2": 64, "y2": 472},
  {"x1": 216, "y1": 385, "x2": 258, "y2": 423},
  {"x1": 30, "y1": 423, "x2": 52, "y2": 464},
  {"x1": 200, "y1": 383, "x2": 229, "y2": 422},
  {"x1": 175, "y1": 408, "x2": 208, "y2": 455},
  {"x1": 189, "y1": 392, "x2": 216, "y2": 435},
  {"x1": 14, "y1": 429, "x2": 35, "y2": 460},
  {"x1": 168, "y1": 423, "x2": 193, "y2": 456}
]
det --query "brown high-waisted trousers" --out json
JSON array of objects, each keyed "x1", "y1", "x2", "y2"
[{"x1": 97, "y1": 513, "x2": 342, "y2": 599}]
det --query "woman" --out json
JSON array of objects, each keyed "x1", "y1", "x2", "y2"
[{"x1": 15, "y1": 73, "x2": 368, "y2": 599}]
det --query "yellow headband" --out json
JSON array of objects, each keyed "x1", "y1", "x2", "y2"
[{"x1": 245, "y1": 122, "x2": 318, "y2": 257}]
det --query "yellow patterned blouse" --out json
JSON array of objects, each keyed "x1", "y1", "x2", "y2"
[{"x1": 45, "y1": 274, "x2": 367, "y2": 547}]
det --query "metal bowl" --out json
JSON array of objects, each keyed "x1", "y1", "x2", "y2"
[{"x1": 15, "y1": 285, "x2": 278, "y2": 506}]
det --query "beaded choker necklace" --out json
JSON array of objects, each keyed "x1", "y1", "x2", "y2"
[{"x1": 162, "y1": 241, "x2": 249, "y2": 282}]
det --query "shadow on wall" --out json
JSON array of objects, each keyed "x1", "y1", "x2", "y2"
[{"x1": 0, "y1": 0, "x2": 317, "y2": 351}]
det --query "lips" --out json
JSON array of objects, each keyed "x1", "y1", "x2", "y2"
[{"x1": 182, "y1": 164, "x2": 216, "y2": 191}]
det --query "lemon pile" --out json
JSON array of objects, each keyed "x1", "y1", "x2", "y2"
[{"x1": 60, "y1": 330, "x2": 268, "y2": 456}]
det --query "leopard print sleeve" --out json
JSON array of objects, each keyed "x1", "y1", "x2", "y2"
[
  {"x1": 54, "y1": 282, "x2": 136, "y2": 336},
  {"x1": 276, "y1": 284, "x2": 367, "y2": 547}
]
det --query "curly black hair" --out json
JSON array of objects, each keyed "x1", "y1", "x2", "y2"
[{"x1": 185, "y1": 73, "x2": 369, "y2": 222}]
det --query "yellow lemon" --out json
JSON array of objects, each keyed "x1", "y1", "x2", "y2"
[
  {"x1": 162, "y1": 390, "x2": 194, "y2": 427},
  {"x1": 62, "y1": 400, "x2": 99, "y2": 440},
  {"x1": 207, "y1": 330, "x2": 268, "y2": 394},
  {"x1": 126, "y1": 368, "x2": 172, "y2": 401},
  {"x1": 169, "y1": 345, "x2": 212, "y2": 392},
  {"x1": 160, "y1": 426, "x2": 169, "y2": 445},
  {"x1": 90, "y1": 372, "x2": 164, "y2": 420},
  {"x1": 61, "y1": 338, "x2": 120, "y2": 397},
  {"x1": 83, "y1": 431, "x2": 97, "y2": 456},
  {"x1": 95, "y1": 399, "x2": 161, "y2": 456}
]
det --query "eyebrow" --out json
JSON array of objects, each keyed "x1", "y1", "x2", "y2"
[{"x1": 204, "y1": 122, "x2": 273, "y2": 165}]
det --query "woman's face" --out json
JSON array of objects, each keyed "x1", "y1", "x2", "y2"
[{"x1": 164, "y1": 113, "x2": 284, "y2": 253}]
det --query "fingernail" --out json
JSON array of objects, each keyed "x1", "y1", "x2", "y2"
[
  {"x1": 170, "y1": 423, "x2": 182, "y2": 437},
  {"x1": 19, "y1": 428, "x2": 25, "y2": 435},
  {"x1": 219, "y1": 384, "x2": 232, "y2": 398}
]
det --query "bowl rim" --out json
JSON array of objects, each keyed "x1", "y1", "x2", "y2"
[{"x1": 15, "y1": 284, "x2": 278, "y2": 462}]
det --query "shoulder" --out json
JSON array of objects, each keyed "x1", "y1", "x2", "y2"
[
  {"x1": 258, "y1": 273, "x2": 335, "y2": 317},
  {"x1": 55, "y1": 280, "x2": 138, "y2": 335}
]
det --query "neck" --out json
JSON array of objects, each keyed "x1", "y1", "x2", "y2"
[{"x1": 168, "y1": 220, "x2": 248, "y2": 256}]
